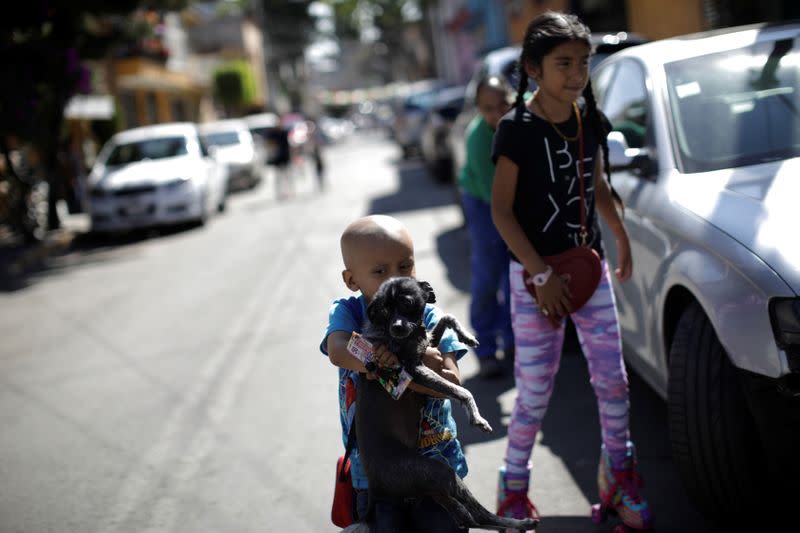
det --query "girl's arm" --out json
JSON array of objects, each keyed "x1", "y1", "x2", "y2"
[
  {"x1": 593, "y1": 148, "x2": 633, "y2": 281},
  {"x1": 491, "y1": 155, "x2": 572, "y2": 316}
]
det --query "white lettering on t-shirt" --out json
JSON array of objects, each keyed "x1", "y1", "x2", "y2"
[{"x1": 543, "y1": 194, "x2": 560, "y2": 232}]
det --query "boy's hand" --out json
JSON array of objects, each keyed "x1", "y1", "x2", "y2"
[
  {"x1": 422, "y1": 347, "x2": 444, "y2": 374},
  {"x1": 372, "y1": 343, "x2": 399, "y2": 368}
]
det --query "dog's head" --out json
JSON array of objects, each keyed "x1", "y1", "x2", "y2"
[{"x1": 367, "y1": 277, "x2": 436, "y2": 340}]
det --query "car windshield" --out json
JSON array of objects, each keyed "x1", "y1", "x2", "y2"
[
  {"x1": 203, "y1": 131, "x2": 241, "y2": 146},
  {"x1": 105, "y1": 136, "x2": 189, "y2": 166},
  {"x1": 666, "y1": 36, "x2": 800, "y2": 172}
]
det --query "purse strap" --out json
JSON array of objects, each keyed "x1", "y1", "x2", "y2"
[
  {"x1": 577, "y1": 110, "x2": 588, "y2": 247},
  {"x1": 339, "y1": 418, "x2": 357, "y2": 482}
]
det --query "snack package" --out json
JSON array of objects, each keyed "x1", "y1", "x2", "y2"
[{"x1": 347, "y1": 332, "x2": 413, "y2": 400}]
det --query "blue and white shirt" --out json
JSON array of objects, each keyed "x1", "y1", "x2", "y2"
[{"x1": 320, "y1": 295, "x2": 469, "y2": 489}]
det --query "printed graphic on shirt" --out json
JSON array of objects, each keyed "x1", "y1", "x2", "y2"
[{"x1": 541, "y1": 136, "x2": 598, "y2": 248}]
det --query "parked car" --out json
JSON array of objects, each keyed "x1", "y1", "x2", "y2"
[
  {"x1": 449, "y1": 32, "x2": 648, "y2": 184},
  {"x1": 390, "y1": 78, "x2": 449, "y2": 159},
  {"x1": 87, "y1": 122, "x2": 227, "y2": 233},
  {"x1": 243, "y1": 112, "x2": 282, "y2": 164},
  {"x1": 591, "y1": 21, "x2": 800, "y2": 526},
  {"x1": 419, "y1": 84, "x2": 467, "y2": 182},
  {"x1": 199, "y1": 119, "x2": 263, "y2": 192}
]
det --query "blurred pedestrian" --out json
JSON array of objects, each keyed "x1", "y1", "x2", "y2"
[
  {"x1": 457, "y1": 75, "x2": 515, "y2": 379},
  {"x1": 267, "y1": 123, "x2": 291, "y2": 200},
  {"x1": 491, "y1": 12, "x2": 652, "y2": 530}
]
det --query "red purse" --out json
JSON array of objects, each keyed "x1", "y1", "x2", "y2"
[
  {"x1": 331, "y1": 455, "x2": 354, "y2": 527},
  {"x1": 331, "y1": 423, "x2": 356, "y2": 527},
  {"x1": 523, "y1": 105, "x2": 602, "y2": 328}
]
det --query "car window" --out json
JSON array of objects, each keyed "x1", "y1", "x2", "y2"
[
  {"x1": 203, "y1": 131, "x2": 241, "y2": 147},
  {"x1": 666, "y1": 37, "x2": 800, "y2": 172},
  {"x1": 105, "y1": 136, "x2": 189, "y2": 166},
  {"x1": 601, "y1": 59, "x2": 649, "y2": 148},
  {"x1": 592, "y1": 62, "x2": 618, "y2": 106}
]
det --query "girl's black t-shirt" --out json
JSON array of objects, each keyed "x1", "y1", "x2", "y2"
[{"x1": 491, "y1": 101, "x2": 611, "y2": 261}]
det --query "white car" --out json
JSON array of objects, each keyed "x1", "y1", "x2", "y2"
[
  {"x1": 199, "y1": 119, "x2": 264, "y2": 192},
  {"x1": 87, "y1": 123, "x2": 227, "y2": 233}
]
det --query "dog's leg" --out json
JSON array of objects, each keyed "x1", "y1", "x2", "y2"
[
  {"x1": 407, "y1": 365, "x2": 492, "y2": 432},
  {"x1": 430, "y1": 493, "x2": 479, "y2": 529},
  {"x1": 451, "y1": 477, "x2": 540, "y2": 532},
  {"x1": 428, "y1": 314, "x2": 479, "y2": 348}
]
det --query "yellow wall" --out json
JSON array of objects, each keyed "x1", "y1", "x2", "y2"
[{"x1": 625, "y1": 0, "x2": 705, "y2": 40}]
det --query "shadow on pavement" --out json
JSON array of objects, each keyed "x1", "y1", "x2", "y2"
[
  {"x1": 0, "y1": 223, "x2": 201, "y2": 293},
  {"x1": 367, "y1": 160, "x2": 462, "y2": 215},
  {"x1": 434, "y1": 224, "x2": 470, "y2": 293},
  {"x1": 455, "y1": 323, "x2": 715, "y2": 533}
]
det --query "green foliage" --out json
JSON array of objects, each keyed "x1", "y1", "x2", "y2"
[
  {"x1": 213, "y1": 60, "x2": 257, "y2": 112},
  {"x1": 0, "y1": 0, "x2": 189, "y2": 154}
]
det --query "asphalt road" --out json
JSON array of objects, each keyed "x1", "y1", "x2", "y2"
[{"x1": 0, "y1": 131, "x2": 714, "y2": 532}]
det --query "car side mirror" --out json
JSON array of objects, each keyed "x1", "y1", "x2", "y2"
[{"x1": 607, "y1": 130, "x2": 653, "y2": 176}]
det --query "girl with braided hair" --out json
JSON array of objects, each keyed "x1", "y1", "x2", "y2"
[{"x1": 490, "y1": 11, "x2": 652, "y2": 531}]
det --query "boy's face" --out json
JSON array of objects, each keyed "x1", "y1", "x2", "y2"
[{"x1": 342, "y1": 233, "x2": 416, "y2": 303}]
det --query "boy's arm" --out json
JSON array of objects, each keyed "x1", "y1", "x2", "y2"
[
  {"x1": 327, "y1": 331, "x2": 370, "y2": 373},
  {"x1": 407, "y1": 350, "x2": 461, "y2": 398}
]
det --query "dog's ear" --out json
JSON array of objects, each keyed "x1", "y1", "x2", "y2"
[
  {"x1": 367, "y1": 293, "x2": 386, "y2": 325},
  {"x1": 418, "y1": 280, "x2": 436, "y2": 304}
]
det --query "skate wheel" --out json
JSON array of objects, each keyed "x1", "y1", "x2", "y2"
[{"x1": 590, "y1": 503, "x2": 607, "y2": 524}]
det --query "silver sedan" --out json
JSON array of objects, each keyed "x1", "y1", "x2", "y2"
[{"x1": 593, "y1": 21, "x2": 800, "y2": 527}]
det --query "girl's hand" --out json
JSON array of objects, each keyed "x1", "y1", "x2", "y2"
[
  {"x1": 422, "y1": 347, "x2": 444, "y2": 374},
  {"x1": 534, "y1": 273, "x2": 572, "y2": 319},
  {"x1": 615, "y1": 234, "x2": 633, "y2": 282}
]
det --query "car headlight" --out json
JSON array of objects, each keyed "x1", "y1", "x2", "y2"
[{"x1": 163, "y1": 177, "x2": 191, "y2": 191}]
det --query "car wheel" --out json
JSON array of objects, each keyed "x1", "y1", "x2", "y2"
[{"x1": 667, "y1": 301, "x2": 764, "y2": 525}]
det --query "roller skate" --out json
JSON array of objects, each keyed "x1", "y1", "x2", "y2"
[
  {"x1": 496, "y1": 465, "x2": 539, "y2": 532},
  {"x1": 590, "y1": 444, "x2": 653, "y2": 532}
]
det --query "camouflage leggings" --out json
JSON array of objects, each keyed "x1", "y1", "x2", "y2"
[{"x1": 504, "y1": 260, "x2": 631, "y2": 477}]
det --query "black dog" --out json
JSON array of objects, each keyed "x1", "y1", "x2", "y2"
[{"x1": 353, "y1": 277, "x2": 539, "y2": 532}]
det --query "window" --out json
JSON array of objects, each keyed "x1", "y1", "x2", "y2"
[
  {"x1": 601, "y1": 59, "x2": 649, "y2": 148},
  {"x1": 666, "y1": 37, "x2": 800, "y2": 172},
  {"x1": 146, "y1": 92, "x2": 159, "y2": 124},
  {"x1": 592, "y1": 63, "x2": 617, "y2": 106},
  {"x1": 171, "y1": 98, "x2": 187, "y2": 122},
  {"x1": 120, "y1": 92, "x2": 138, "y2": 129}
]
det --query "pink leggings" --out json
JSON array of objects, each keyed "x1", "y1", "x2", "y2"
[{"x1": 504, "y1": 260, "x2": 631, "y2": 477}]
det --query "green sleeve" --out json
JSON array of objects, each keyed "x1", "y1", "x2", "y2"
[{"x1": 459, "y1": 119, "x2": 495, "y2": 203}]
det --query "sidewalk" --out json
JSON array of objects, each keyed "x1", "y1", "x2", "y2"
[{"x1": 0, "y1": 203, "x2": 88, "y2": 278}]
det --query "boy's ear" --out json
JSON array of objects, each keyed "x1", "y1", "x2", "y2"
[
  {"x1": 418, "y1": 280, "x2": 436, "y2": 304},
  {"x1": 342, "y1": 269, "x2": 359, "y2": 292}
]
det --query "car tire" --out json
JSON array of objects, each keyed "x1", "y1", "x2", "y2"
[{"x1": 667, "y1": 301, "x2": 765, "y2": 526}]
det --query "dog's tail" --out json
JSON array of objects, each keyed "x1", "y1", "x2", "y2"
[{"x1": 340, "y1": 522, "x2": 370, "y2": 533}]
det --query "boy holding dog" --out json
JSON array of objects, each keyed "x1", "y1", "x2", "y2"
[{"x1": 321, "y1": 214, "x2": 470, "y2": 532}]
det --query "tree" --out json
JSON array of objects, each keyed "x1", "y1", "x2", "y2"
[
  {"x1": 213, "y1": 60, "x2": 258, "y2": 116},
  {"x1": 0, "y1": 1, "x2": 186, "y2": 231}
]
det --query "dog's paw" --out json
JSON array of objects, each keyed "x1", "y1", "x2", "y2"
[
  {"x1": 463, "y1": 333, "x2": 479, "y2": 347},
  {"x1": 471, "y1": 414, "x2": 493, "y2": 433}
]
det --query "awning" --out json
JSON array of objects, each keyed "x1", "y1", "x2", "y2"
[{"x1": 64, "y1": 94, "x2": 115, "y2": 120}]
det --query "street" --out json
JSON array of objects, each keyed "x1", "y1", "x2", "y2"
[{"x1": 1, "y1": 131, "x2": 712, "y2": 533}]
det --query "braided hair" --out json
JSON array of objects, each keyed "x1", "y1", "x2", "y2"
[{"x1": 515, "y1": 11, "x2": 623, "y2": 210}]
